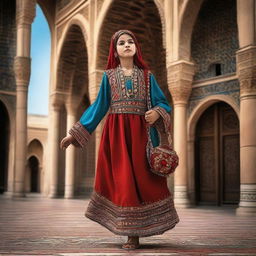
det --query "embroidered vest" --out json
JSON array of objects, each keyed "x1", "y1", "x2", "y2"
[{"x1": 106, "y1": 65, "x2": 147, "y2": 115}]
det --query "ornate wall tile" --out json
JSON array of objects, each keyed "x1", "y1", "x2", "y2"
[
  {"x1": 188, "y1": 79, "x2": 240, "y2": 114},
  {"x1": 191, "y1": 0, "x2": 239, "y2": 81}
]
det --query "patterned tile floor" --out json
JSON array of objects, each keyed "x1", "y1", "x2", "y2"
[{"x1": 0, "y1": 194, "x2": 256, "y2": 256}]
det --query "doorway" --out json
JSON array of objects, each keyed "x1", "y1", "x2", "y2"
[
  {"x1": 0, "y1": 101, "x2": 9, "y2": 194},
  {"x1": 195, "y1": 102, "x2": 240, "y2": 205},
  {"x1": 28, "y1": 156, "x2": 40, "y2": 193}
]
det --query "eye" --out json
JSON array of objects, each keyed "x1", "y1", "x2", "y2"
[
  {"x1": 128, "y1": 40, "x2": 134, "y2": 44},
  {"x1": 118, "y1": 41, "x2": 125, "y2": 46}
]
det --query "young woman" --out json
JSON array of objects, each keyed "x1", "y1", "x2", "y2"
[{"x1": 60, "y1": 30, "x2": 179, "y2": 250}]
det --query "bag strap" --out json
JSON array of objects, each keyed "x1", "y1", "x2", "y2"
[{"x1": 144, "y1": 70, "x2": 172, "y2": 147}]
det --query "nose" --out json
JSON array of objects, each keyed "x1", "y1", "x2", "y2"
[{"x1": 125, "y1": 42, "x2": 130, "y2": 47}]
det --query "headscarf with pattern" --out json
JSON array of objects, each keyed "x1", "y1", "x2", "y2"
[{"x1": 106, "y1": 30, "x2": 149, "y2": 70}]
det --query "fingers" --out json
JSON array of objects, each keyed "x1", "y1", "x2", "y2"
[
  {"x1": 145, "y1": 110, "x2": 153, "y2": 115},
  {"x1": 60, "y1": 137, "x2": 70, "y2": 150}
]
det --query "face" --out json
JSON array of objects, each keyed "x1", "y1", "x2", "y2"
[{"x1": 116, "y1": 33, "x2": 136, "y2": 59}]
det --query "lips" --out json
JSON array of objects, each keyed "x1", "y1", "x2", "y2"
[{"x1": 124, "y1": 49, "x2": 131, "y2": 52}]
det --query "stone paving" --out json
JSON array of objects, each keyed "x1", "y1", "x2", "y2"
[{"x1": 0, "y1": 194, "x2": 256, "y2": 256}]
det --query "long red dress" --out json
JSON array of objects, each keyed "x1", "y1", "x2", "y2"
[{"x1": 69, "y1": 65, "x2": 179, "y2": 237}]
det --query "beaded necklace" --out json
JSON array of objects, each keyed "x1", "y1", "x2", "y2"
[{"x1": 117, "y1": 65, "x2": 139, "y2": 99}]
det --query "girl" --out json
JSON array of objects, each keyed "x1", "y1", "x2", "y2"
[{"x1": 60, "y1": 30, "x2": 179, "y2": 250}]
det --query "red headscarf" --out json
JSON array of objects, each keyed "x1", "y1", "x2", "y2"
[{"x1": 106, "y1": 30, "x2": 149, "y2": 71}]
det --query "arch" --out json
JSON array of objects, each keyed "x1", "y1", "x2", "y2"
[
  {"x1": 57, "y1": 14, "x2": 89, "y2": 64},
  {"x1": 27, "y1": 155, "x2": 40, "y2": 193},
  {"x1": 190, "y1": 0, "x2": 238, "y2": 81},
  {"x1": 36, "y1": 1, "x2": 54, "y2": 35},
  {"x1": 0, "y1": 96, "x2": 15, "y2": 125},
  {"x1": 0, "y1": 100, "x2": 10, "y2": 194},
  {"x1": 187, "y1": 95, "x2": 240, "y2": 205},
  {"x1": 178, "y1": 0, "x2": 204, "y2": 61},
  {"x1": 188, "y1": 95, "x2": 239, "y2": 140},
  {"x1": 56, "y1": 19, "x2": 89, "y2": 98},
  {"x1": 95, "y1": 0, "x2": 166, "y2": 54},
  {"x1": 0, "y1": 97, "x2": 15, "y2": 194},
  {"x1": 27, "y1": 139, "x2": 44, "y2": 163},
  {"x1": 94, "y1": 0, "x2": 169, "y2": 99}
]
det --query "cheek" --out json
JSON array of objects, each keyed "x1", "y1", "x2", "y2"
[{"x1": 116, "y1": 46, "x2": 122, "y2": 55}]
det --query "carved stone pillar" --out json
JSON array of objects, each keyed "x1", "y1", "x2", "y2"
[
  {"x1": 13, "y1": 0, "x2": 36, "y2": 197},
  {"x1": 48, "y1": 98, "x2": 62, "y2": 198},
  {"x1": 168, "y1": 60, "x2": 195, "y2": 207},
  {"x1": 236, "y1": 46, "x2": 256, "y2": 216}
]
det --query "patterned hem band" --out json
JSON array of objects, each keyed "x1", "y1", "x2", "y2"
[
  {"x1": 85, "y1": 191, "x2": 179, "y2": 237},
  {"x1": 69, "y1": 121, "x2": 91, "y2": 148}
]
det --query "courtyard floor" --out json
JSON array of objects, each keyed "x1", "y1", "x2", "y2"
[{"x1": 0, "y1": 194, "x2": 256, "y2": 256}]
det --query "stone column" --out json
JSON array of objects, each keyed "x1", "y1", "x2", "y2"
[
  {"x1": 13, "y1": 0, "x2": 36, "y2": 197},
  {"x1": 64, "y1": 102, "x2": 78, "y2": 199},
  {"x1": 236, "y1": 46, "x2": 256, "y2": 216},
  {"x1": 168, "y1": 60, "x2": 195, "y2": 207},
  {"x1": 48, "y1": 102, "x2": 61, "y2": 198}
]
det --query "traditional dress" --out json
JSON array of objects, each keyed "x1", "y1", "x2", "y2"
[{"x1": 69, "y1": 65, "x2": 179, "y2": 237}]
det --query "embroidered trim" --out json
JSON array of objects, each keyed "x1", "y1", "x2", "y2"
[
  {"x1": 69, "y1": 121, "x2": 91, "y2": 148},
  {"x1": 85, "y1": 191, "x2": 179, "y2": 237},
  {"x1": 106, "y1": 66, "x2": 147, "y2": 115},
  {"x1": 110, "y1": 99, "x2": 147, "y2": 115},
  {"x1": 153, "y1": 106, "x2": 171, "y2": 132},
  {"x1": 152, "y1": 106, "x2": 172, "y2": 145}
]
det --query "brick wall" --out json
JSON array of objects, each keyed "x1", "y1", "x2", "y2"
[
  {"x1": 0, "y1": 0, "x2": 16, "y2": 92},
  {"x1": 56, "y1": 0, "x2": 74, "y2": 12},
  {"x1": 191, "y1": 0, "x2": 239, "y2": 81}
]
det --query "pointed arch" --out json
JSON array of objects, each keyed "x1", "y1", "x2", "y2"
[
  {"x1": 57, "y1": 14, "x2": 89, "y2": 64},
  {"x1": 56, "y1": 17, "x2": 89, "y2": 98},
  {"x1": 178, "y1": 0, "x2": 204, "y2": 61},
  {"x1": 27, "y1": 139, "x2": 44, "y2": 163},
  {"x1": 94, "y1": 0, "x2": 169, "y2": 99},
  {"x1": 188, "y1": 95, "x2": 240, "y2": 140}
]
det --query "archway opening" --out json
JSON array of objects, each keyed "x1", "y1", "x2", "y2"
[
  {"x1": 28, "y1": 4, "x2": 51, "y2": 116},
  {"x1": 57, "y1": 23, "x2": 90, "y2": 197},
  {"x1": 28, "y1": 156, "x2": 40, "y2": 193},
  {"x1": 195, "y1": 102, "x2": 240, "y2": 205},
  {"x1": 0, "y1": 101, "x2": 10, "y2": 194},
  {"x1": 96, "y1": 0, "x2": 170, "y2": 100},
  {"x1": 27, "y1": 139, "x2": 43, "y2": 193}
]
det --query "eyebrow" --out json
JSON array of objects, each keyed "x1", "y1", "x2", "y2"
[{"x1": 118, "y1": 39, "x2": 134, "y2": 43}]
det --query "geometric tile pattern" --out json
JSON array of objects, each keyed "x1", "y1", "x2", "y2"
[
  {"x1": 191, "y1": 0, "x2": 239, "y2": 81},
  {"x1": 188, "y1": 79, "x2": 240, "y2": 114}
]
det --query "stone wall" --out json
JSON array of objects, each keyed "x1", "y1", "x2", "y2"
[{"x1": 0, "y1": 0, "x2": 16, "y2": 92}]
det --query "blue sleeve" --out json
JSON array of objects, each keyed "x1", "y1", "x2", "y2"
[
  {"x1": 150, "y1": 74, "x2": 172, "y2": 113},
  {"x1": 79, "y1": 72, "x2": 111, "y2": 133},
  {"x1": 149, "y1": 73, "x2": 171, "y2": 147}
]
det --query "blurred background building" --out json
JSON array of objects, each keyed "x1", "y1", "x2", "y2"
[{"x1": 0, "y1": 0, "x2": 255, "y2": 216}]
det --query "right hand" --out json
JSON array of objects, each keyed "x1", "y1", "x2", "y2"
[{"x1": 60, "y1": 135, "x2": 75, "y2": 150}]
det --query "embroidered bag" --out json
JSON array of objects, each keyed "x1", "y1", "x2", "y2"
[{"x1": 145, "y1": 71, "x2": 179, "y2": 177}]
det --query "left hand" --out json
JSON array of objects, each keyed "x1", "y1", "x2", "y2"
[{"x1": 145, "y1": 110, "x2": 160, "y2": 125}]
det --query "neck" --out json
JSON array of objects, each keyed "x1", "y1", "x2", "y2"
[{"x1": 119, "y1": 57, "x2": 134, "y2": 70}]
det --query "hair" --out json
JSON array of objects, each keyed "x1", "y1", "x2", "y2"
[{"x1": 106, "y1": 30, "x2": 149, "y2": 71}]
